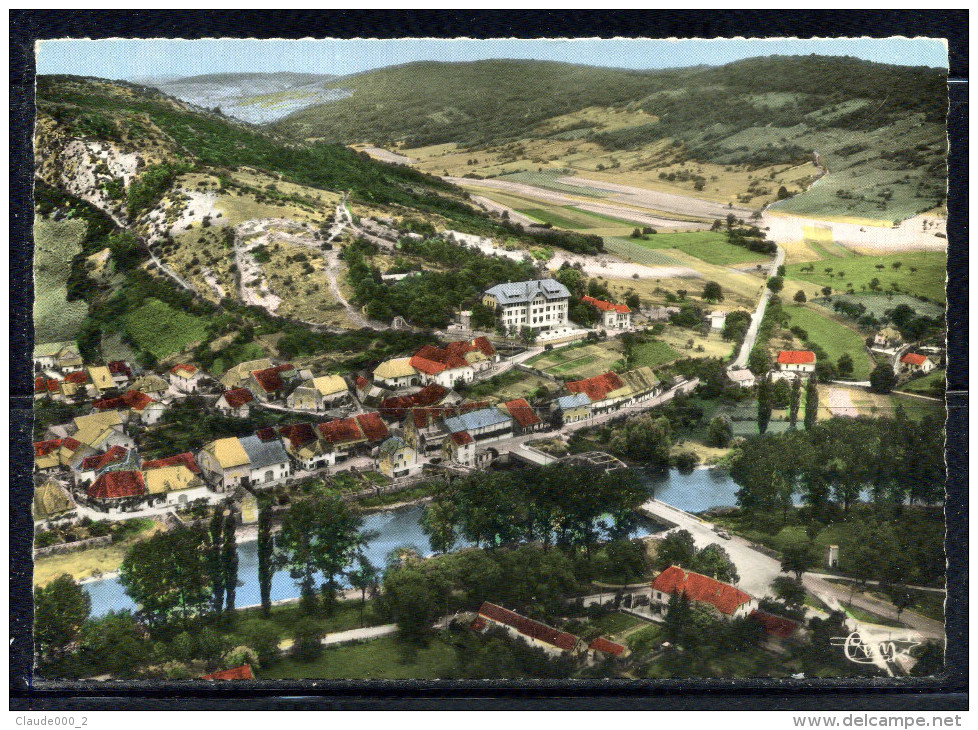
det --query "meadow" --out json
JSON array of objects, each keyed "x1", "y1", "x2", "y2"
[
  {"x1": 784, "y1": 250, "x2": 946, "y2": 304},
  {"x1": 122, "y1": 297, "x2": 211, "y2": 360},
  {"x1": 261, "y1": 635, "x2": 456, "y2": 680},
  {"x1": 623, "y1": 230, "x2": 771, "y2": 267},
  {"x1": 526, "y1": 341, "x2": 625, "y2": 380},
  {"x1": 780, "y1": 303, "x2": 873, "y2": 380},
  {"x1": 33, "y1": 217, "x2": 89, "y2": 344}
]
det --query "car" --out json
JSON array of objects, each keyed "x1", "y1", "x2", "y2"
[{"x1": 717, "y1": 530, "x2": 732, "y2": 540}]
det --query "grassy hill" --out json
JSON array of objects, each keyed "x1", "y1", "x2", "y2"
[{"x1": 271, "y1": 56, "x2": 947, "y2": 220}]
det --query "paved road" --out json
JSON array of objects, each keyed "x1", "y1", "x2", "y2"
[{"x1": 728, "y1": 243, "x2": 785, "y2": 370}]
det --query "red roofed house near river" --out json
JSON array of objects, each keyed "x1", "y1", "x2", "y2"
[
  {"x1": 650, "y1": 566, "x2": 756, "y2": 619},
  {"x1": 85, "y1": 470, "x2": 148, "y2": 513},
  {"x1": 474, "y1": 601, "x2": 582, "y2": 656}
]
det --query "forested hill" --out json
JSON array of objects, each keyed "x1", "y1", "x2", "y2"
[{"x1": 270, "y1": 55, "x2": 947, "y2": 150}]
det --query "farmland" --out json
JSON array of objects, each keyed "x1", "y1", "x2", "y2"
[
  {"x1": 784, "y1": 251, "x2": 946, "y2": 304},
  {"x1": 122, "y1": 297, "x2": 211, "y2": 361},
  {"x1": 623, "y1": 230, "x2": 771, "y2": 267},
  {"x1": 33, "y1": 216, "x2": 89, "y2": 344},
  {"x1": 526, "y1": 340, "x2": 625, "y2": 380},
  {"x1": 780, "y1": 304, "x2": 873, "y2": 380}
]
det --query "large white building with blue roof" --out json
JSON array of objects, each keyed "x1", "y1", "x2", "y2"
[
  {"x1": 442, "y1": 407, "x2": 514, "y2": 444},
  {"x1": 483, "y1": 279, "x2": 570, "y2": 333}
]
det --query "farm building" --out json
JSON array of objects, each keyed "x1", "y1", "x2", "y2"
[{"x1": 650, "y1": 566, "x2": 756, "y2": 620}]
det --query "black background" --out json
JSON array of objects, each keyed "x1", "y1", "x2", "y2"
[{"x1": 9, "y1": 9, "x2": 968, "y2": 711}]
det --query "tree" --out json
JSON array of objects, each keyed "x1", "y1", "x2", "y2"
[
  {"x1": 777, "y1": 185, "x2": 790, "y2": 200},
  {"x1": 793, "y1": 290, "x2": 807, "y2": 303},
  {"x1": 257, "y1": 496, "x2": 274, "y2": 618},
  {"x1": 771, "y1": 378, "x2": 792, "y2": 409},
  {"x1": 625, "y1": 292, "x2": 641, "y2": 311},
  {"x1": 789, "y1": 377, "x2": 802, "y2": 428},
  {"x1": 781, "y1": 541, "x2": 814, "y2": 581},
  {"x1": 696, "y1": 544, "x2": 739, "y2": 584},
  {"x1": 890, "y1": 586, "x2": 913, "y2": 622},
  {"x1": 804, "y1": 377, "x2": 818, "y2": 430},
  {"x1": 757, "y1": 377, "x2": 773, "y2": 434},
  {"x1": 276, "y1": 494, "x2": 364, "y2": 613},
  {"x1": 767, "y1": 276, "x2": 784, "y2": 294},
  {"x1": 119, "y1": 527, "x2": 212, "y2": 625},
  {"x1": 772, "y1": 576, "x2": 806, "y2": 608},
  {"x1": 347, "y1": 555, "x2": 380, "y2": 628},
  {"x1": 706, "y1": 416, "x2": 733, "y2": 448},
  {"x1": 34, "y1": 574, "x2": 91, "y2": 661},
  {"x1": 701, "y1": 281, "x2": 723, "y2": 303},
  {"x1": 837, "y1": 353, "x2": 854, "y2": 378},
  {"x1": 869, "y1": 364, "x2": 897, "y2": 394},
  {"x1": 208, "y1": 507, "x2": 225, "y2": 614},
  {"x1": 222, "y1": 508, "x2": 239, "y2": 615},
  {"x1": 777, "y1": 265, "x2": 787, "y2": 278},
  {"x1": 290, "y1": 619, "x2": 323, "y2": 662},
  {"x1": 78, "y1": 611, "x2": 151, "y2": 678},
  {"x1": 382, "y1": 565, "x2": 451, "y2": 644},
  {"x1": 748, "y1": 347, "x2": 770, "y2": 376},
  {"x1": 421, "y1": 496, "x2": 459, "y2": 554},
  {"x1": 711, "y1": 219, "x2": 723, "y2": 232},
  {"x1": 655, "y1": 529, "x2": 697, "y2": 570},
  {"x1": 663, "y1": 591, "x2": 692, "y2": 644},
  {"x1": 821, "y1": 286, "x2": 832, "y2": 297}
]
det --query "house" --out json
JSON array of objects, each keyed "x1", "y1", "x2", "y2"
[
  {"x1": 286, "y1": 375, "x2": 350, "y2": 411},
  {"x1": 58, "y1": 370, "x2": 92, "y2": 402},
  {"x1": 442, "y1": 431, "x2": 476, "y2": 466},
  {"x1": 34, "y1": 376, "x2": 61, "y2": 400},
  {"x1": 410, "y1": 345, "x2": 475, "y2": 388},
  {"x1": 92, "y1": 390, "x2": 165, "y2": 424},
  {"x1": 169, "y1": 364, "x2": 204, "y2": 394},
  {"x1": 142, "y1": 454, "x2": 210, "y2": 507},
  {"x1": 220, "y1": 358, "x2": 274, "y2": 390},
  {"x1": 215, "y1": 387, "x2": 254, "y2": 418},
  {"x1": 33, "y1": 341, "x2": 83, "y2": 373},
  {"x1": 900, "y1": 352, "x2": 937, "y2": 375},
  {"x1": 200, "y1": 664, "x2": 254, "y2": 681},
  {"x1": 278, "y1": 422, "x2": 334, "y2": 470},
  {"x1": 581, "y1": 296, "x2": 632, "y2": 330},
  {"x1": 107, "y1": 360, "x2": 134, "y2": 388},
  {"x1": 442, "y1": 407, "x2": 514, "y2": 444},
  {"x1": 588, "y1": 637, "x2": 630, "y2": 661},
  {"x1": 85, "y1": 470, "x2": 149, "y2": 513},
  {"x1": 473, "y1": 602, "x2": 582, "y2": 656},
  {"x1": 726, "y1": 369, "x2": 757, "y2": 389},
  {"x1": 33, "y1": 478, "x2": 78, "y2": 526},
  {"x1": 500, "y1": 398, "x2": 544, "y2": 435},
  {"x1": 708, "y1": 311, "x2": 728, "y2": 330},
  {"x1": 483, "y1": 279, "x2": 571, "y2": 334},
  {"x1": 377, "y1": 437, "x2": 420, "y2": 478},
  {"x1": 372, "y1": 357, "x2": 420, "y2": 389},
  {"x1": 650, "y1": 565, "x2": 756, "y2": 620},
  {"x1": 775, "y1": 350, "x2": 817, "y2": 377},
  {"x1": 565, "y1": 368, "x2": 659, "y2": 415},
  {"x1": 246, "y1": 363, "x2": 299, "y2": 402},
  {"x1": 33, "y1": 437, "x2": 82, "y2": 473},
  {"x1": 74, "y1": 445, "x2": 141, "y2": 487},
  {"x1": 750, "y1": 610, "x2": 801, "y2": 641},
  {"x1": 874, "y1": 327, "x2": 903, "y2": 349},
  {"x1": 379, "y1": 383, "x2": 452, "y2": 420},
  {"x1": 198, "y1": 432, "x2": 292, "y2": 492},
  {"x1": 552, "y1": 393, "x2": 592, "y2": 424},
  {"x1": 316, "y1": 413, "x2": 390, "y2": 463},
  {"x1": 443, "y1": 337, "x2": 498, "y2": 371},
  {"x1": 130, "y1": 373, "x2": 170, "y2": 398},
  {"x1": 70, "y1": 411, "x2": 136, "y2": 452},
  {"x1": 85, "y1": 365, "x2": 116, "y2": 396}
]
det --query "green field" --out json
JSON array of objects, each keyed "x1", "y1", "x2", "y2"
[
  {"x1": 623, "y1": 231, "x2": 771, "y2": 267},
  {"x1": 33, "y1": 217, "x2": 89, "y2": 344},
  {"x1": 261, "y1": 635, "x2": 456, "y2": 680},
  {"x1": 785, "y1": 251, "x2": 946, "y2": 304},
  {"x1": 630, "y1": 339, "x2": 682, "y2": 368},
  {"x1": 899, "y1": 369, "x2": 946, "y2": 398},
  {"x1": 122, "y1": 297, "x2": 211, "y2": 360},
  {"x1": 782, "y1": 304, "x2": 873, "y2": 380},
  {"x1": 824, "y1": 293, "x2": 945, "y2": 321},
  {"x1": 602, "y1": 237, "x2": 684, "y2": 267},
  {"x1": 526, "y1": 341, "x2": 624, "y2": 380}
]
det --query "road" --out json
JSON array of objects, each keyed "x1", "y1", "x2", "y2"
[{"x1": 728, "y1": 242, "x2": 785, "y2": 370}]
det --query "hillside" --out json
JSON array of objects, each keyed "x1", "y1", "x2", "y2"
[
  {"x1": 148, "y1": 71, "x2": 346, "y2": 124},
  {"x1": 271, "y1": 56, "x2": 948, "y2": 220}
]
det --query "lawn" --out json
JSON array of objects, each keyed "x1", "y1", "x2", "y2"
[
  {"x1": 260, "y1": 634, "x2": 457, "y2": 680},
  {"x1": 520, "y1": 206, "x2": 636, "y2": 231},
  {"x1": 630, "y1": 339, "x2": 682, "y2": 368},
  {"x1": 526, "y1": 341, "x2": 624, "y2": 379},
  {"x1": 601, "y1": 237, "x2": 684, "y2": 267},
  {"x1": 588, "y1": 612, "x2": 648, "y2": 638},
  {"x1": 625, "y1": 230, "x2": 771, "y2": 267},
  {"x1": 843, "y1": 604, "x2": 903, "y2": 629},
  {"x1": 784, "y1": 251, "x2": 946, "y2": 305},
  {"x1": 496, "y1": 170, "x2": 613, "y2": 198},
  {"x1": 898, "y1": 369, "x2": 946, "y2": 398},
  {"x1": 232, "y1": 599, "x2": 386, "y2": 652},
  {"x1": 122, "y1": 297, "x2": 212, "y2": 360},
  {"x1": 33, "y1": 216, "x2": 90, "y2": 344},
  {"x1": 464, "y1": 369, "x2": 554, "y2": 402},
  {"x1": 33, "y1": 520, "x2": 164, "y2": 586},
  {"x1": 781, "y1": 304, "x2": 873, "y2": 380}
]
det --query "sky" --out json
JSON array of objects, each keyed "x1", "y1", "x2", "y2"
[{"x1": 36, "y1": 37, "x2": 948, "y2": 81}]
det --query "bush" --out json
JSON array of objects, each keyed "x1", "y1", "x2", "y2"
[{"x1": 290, "y1": 619, "x2": 323, "y2": 662}]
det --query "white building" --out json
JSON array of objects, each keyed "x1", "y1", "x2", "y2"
[
  {"x1": 581, "y1": 296, "x2": 632, "y2": 330},
  {"x1": 483, "y1": 279, "x2": 570, "y2": 333},
  {"x1": 726, "y1": 369, "x2": 757, "y2": 389},
  {"x1": 709, "y1": 311, "x2": 728, "y2": 330},
  {"x1": 372, "y1": 357, "x2": 420, "y2": 389},
  {"x1": 775, "y1": 350, "x2": 817, "y2": 377},
  {"x1": 169, "y1": 364, "x2": 204, "y2": 394}
]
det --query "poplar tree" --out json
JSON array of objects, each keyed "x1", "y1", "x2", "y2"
[
  {"x1": 789, "y1": 377, "x2": 802, "y2": 428},
  {"x1": 208, "y1": 506, "x2": 225, "y2": 614},
  {"x1": 257, "y1": 497, "x2": 274, "y2": 618},
  {"x1": 804, "y1": 377, "x2": 819, "y2": 430},
  {"x1": 757, "y1": 377, "x2": 773, "y2": 434},
  {"x1": 223, "y1": 508, "x2": 239, "y2": 615}
]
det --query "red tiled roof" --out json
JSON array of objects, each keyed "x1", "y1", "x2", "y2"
[
  {"x1": 221, "y1": 387, "x2": 254, "y2": 408},
  {"x1": 317, "y1": 417, "x2": 365, "y2": 444},
  {"x1": 355, "y1": 375, "x2": 370, "y2": 390},
  {"x1": 901, "y1": 352, "x2": 927, "y2": 366},
  {"x1": 379, "y1": 384, "x2": 449, "y2": 419},
  {"x1": 410, "y1": 345, "x2": 469, "y2": 375},
  {"x1": 750, "y1": 610, "x2": 800, "y2": 639},
  {"x1": 277, "y1": 423, "x2": 318, "y2": 450},
  {"x1": 470, "y1": 616, "x2": 487, "y2": 632},
  {"x1": 414, "y1": 383, "x2": 449, "y2": 406},
  {"x1": 62, "y1": 437, "x2": 81, "y2": 452},
  {"x1": 651, "y1": 566, "x2": 753, "y2": 615},
  {"x1": 80, "y1": 445, "x2": 128, "y2": 472},
  {"x1": 63, "y1": 370, "x2": 89, "y2": 384},
  {"x1": 478, "y1": 602, "x2": 580, "y2": 652},
  {"x1": 141, "y1": 452, "x2": 201, "y2": 474},
  {"x1": 582, "y1": 295, "x2": 630, "y2": 314},
  {"x1": 200, "y1": 664, "x2": 254, "y2": 681},
  {"x1": 93, "y1": 390, "x2": 156, "y2": 412},
  {"x1": 35, "y1": 377, "x2": 62, "y2": 394},
  {"x1": 566, "y1": 371, "x2": 624, "y2": 402},
  {"x1": 34, "y1": 439, "x2": 63, "y2": 457},
  {"x1": 504, "y1": 398, "x2": 542, "y2": 428},
  {"x1": 471, "y1": 336, "x2": 495, "y2": 358},
  {"x1": 589, "y1": 637, "x2": 627, "y2": 656},
  {"x1": 356, "y1": 412, "x2": 389, "y2": 442},
  {"x1": 170, "y1": 363, "x2": 199, "y2": 376},
  {"x1": 445, "y1": 337, "x2": 496, "y2": 360},
  {"x1": 255, "y1": 427, "x2": 278, "y2": 441},
  {"x1": 87, "y1": 470, "x2": 145, "y2": 500},
  {"x1": 251, "y1": 364, "x2": 292, "y2": 393},
  {"x1": 777, "y1": 350, "x2": 816, "y2": 365},
  {"x1": 107, "y1": 361, "x2": 132, "y2": 376},
  {"x1": 451, "y1": 431, "x2": 474, "y2": 446},
  {"x1": 45, "y1": 378, "x2": 61, "y2": 392}
]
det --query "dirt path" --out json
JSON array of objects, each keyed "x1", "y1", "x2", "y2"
[
  {"x1": 361, "y1": 147, "x2": 416, "y2": 165},
  {"x1": 827, "y1": 386, "x2": 859, "y2": 417}
]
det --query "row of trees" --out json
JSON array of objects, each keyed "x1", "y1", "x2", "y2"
[{"x1": 757, "y1": 375, "x2": 817, "y2": 433}]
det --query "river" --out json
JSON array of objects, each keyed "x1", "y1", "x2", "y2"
[{"x1": 83, "y1": 467, "x2": 743, "y2": 616}]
